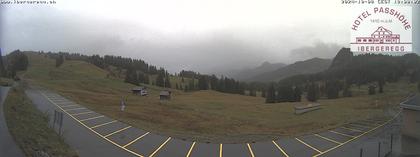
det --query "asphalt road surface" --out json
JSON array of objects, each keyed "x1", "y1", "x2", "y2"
[
  {"x1": 25, "y1": 88, "x2": 404, "y2": 157},
  {"x1": 0, "y1": 86, "x2": 25, "y2": 157}
]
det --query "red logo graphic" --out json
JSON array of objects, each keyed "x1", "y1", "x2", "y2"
[{"x1": 355, "y1": 26, "x2": 402, "y2": 44}]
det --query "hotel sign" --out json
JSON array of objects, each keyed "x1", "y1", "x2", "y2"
[{"x1": 350, "y1": 6, "x2": 412, "y2": 53}]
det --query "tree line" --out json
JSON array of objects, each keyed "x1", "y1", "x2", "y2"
[
  {"x1": 264, "y1": 48, "x2": 420, "y2": 103},
  {"x1": 0, "y1": 50, "x2": 29, "y2": 79}
]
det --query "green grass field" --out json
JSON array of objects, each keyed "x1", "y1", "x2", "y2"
[
  {"x1": 23, "y1": 52, "x2": 417, "y2": 143},
  {"x1": 4, "y1": 85, "x2": 78, "y2": 157}
]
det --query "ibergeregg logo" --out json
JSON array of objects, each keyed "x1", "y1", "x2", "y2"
[{"x1": 350, "y1": 6, "x2": 412, "y2": 53}]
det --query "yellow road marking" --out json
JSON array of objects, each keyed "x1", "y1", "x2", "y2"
[
  {"x1": 313, "y1": 111, "x2": 401, "y2": 157},
  {"x1": 272, "y1": 141, "x2": 290, "y2": 157},
  {"x1": 91, "y1": 120, "x2": 118, "y2": 129},
  {"x1": 41, "y1": 92, "x2": 145, "y2": 157},
  {"x1": 186, "y1": 142, "x2": 196, "y2": 157},
  {"x1": 353, "y1": 122, "x2": 376, "y2": 127},
  {"x1": 65, "y1": 107, "x2": 85, "y2": 111},
  {"x1": 341, "y1": 126, "x2": 364, "y2": 132},
  {"x1": 72, "y1": 111, "x2": 94, "y2": 116},
  {"x1": 295, "y1": 137, "x2": 322, "y2": 153},
  {"x1": 149, "y1": 137, "x2": 171, "y2": 157},
  {"x1": 104, "y1": 126, "x2": 132, "y2": 138},
  {"x1": 219, "y1": 144, "x2": 223, "y2": 157},
  {"x1": 61, "y1": 105, "x2": 79, "y2": 108},
  {"x1": 247, "y1": 143, "x2": 255, "y2": 157},
  {"x1": 123, "y1": 132, "x2": 150, "y2": 148},
  {"x1": 329, "y1": 130, "x2": 355, "y2": 138},
  {"x1": 80, "y1": 115, "x2": 105, "y2": 122},
  {"x1": 348, "y1": 123, "x2": 372, "y2": 129},
  {"x1": 314, "y1": 134, "x2": 342, "y2": 145}
]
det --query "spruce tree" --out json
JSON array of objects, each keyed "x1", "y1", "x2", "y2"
[
  {"x1": 378, "y1": 78, "x2": 385, "y2": 93},
  {"x1": 265, "y1": 84, "x2": 276, "y2": 103},
  {"x1": 249, "y1": 88, "x2": 256, "y2": 96},
  {"x1": 368, "y1": 85, "x2": 376, "y2": 95},
  {"x1": 307, "y1": 82, "x2": 318, "y2": 102},
  {"x1": 261, "y1": 89, "x2": 266, "y2": 98},
  {"x1": 293, "y1": 86, "x2": 302, "y2": 102},
  {"x1": 277, "y1": 85, "x2": 294, "y2": 102},
  {"x1": 326, "y1": 80, "x2": 340, "y2": 99},
  {"x1": 156, "y1": 73, "x2": 165, "y2": 87},
  {"x1": 55, "y1": 54, "x2": 64, "y2": 67},
  {"x1": 144, "y1": 74, "x2": 150, "y2": 84},
  {"x1": 124, "y1": 68, "x2": 139, "y2": 85},
  {"x1": 198, "y1": 75, "x2": 208, "y2": 90},
  {"x1": 164, "y1": 76, "x2": 171, "y2": 88},
  {"x1": 342, "y1": 83, "x2": 352, "y2": 97}
]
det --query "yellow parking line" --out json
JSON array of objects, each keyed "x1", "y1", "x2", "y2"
[
  {"x1": 295, "y1": 138, "x2": 322, "y2": 153},
  {"x1": 313, "y1": 111, "x2": 401, "y2": 157},
  {"x1": 247, "y1": 143, "x2": 255, "y2": 157},
  {"x1": 348, "y1": 123, "x2": 371, "y2": 129},
  {"x1": 123, "y1": 132, "x2": 150, "y2": 148},
  {"x1": 186, "y1": 142, "x2": 196, "y2": 157},
  {"x1": 72, "y1": 111, "x2": 94, "y2": 116},
  {"x1": 354, "y1": 122, "x2": 376, "y2": 127},
  {"x1": 219, "y1": 144, "x2": 223, "y2": 157},
  {"x1": 272, "y1": 141, "x2": 290, "y2": 157},
  {"x1": 341, "y1": 126, "x2": 364, "y2": 132},
  {"x1": 61, "y1": 105, "x2": 78, "y2": 108},
  {"x1": 91, "y1": 120, "x2": 118, "y2": 129},
  {"x1": 329, "y1": 130, "x2": 355, "y2": 138},
  {"x1": 80, "y1": 115, "x2": 105, "y2": 122},
  {"x1": 104, "y1": 126, "x2": 132, "y2": 138},
  {"x1": 149, "y1": 137, "x2": 171, "y2": 157},
  {"x1": 65, "y1": 107, "x2": 85, "y2": 111},
  {"x1": 41, "y1": 92, "x2": 145, "y2": 157},
  {"x1": 314, "y1": 134, "x2": 342, "y2": 145}
]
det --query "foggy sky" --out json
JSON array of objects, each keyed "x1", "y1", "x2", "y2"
[{"x1": 1, "y1": 1, "x2": 419, "y2": 73}]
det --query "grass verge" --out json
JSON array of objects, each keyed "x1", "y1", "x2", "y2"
[{"x1": 4, "y1": 85, "x2": 78, "y2": 157}]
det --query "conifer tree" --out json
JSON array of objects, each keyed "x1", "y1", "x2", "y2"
[
  {"x1": 124, "y1": 68, "x2": 139, "y2": 85},
  {"x1": 265, "y1": 84, "x2": 276, "y2": 103},
  {"x1": 368, "y1": 85, "x2": 376, "y2": 95},
  {"x1": 164, "y1": 76, "x2": 171, "y2": 88},
  {"x1": 261, "y1": 89, "x2": 266, "y2": 98},
  {"x1": 293, "y1": 86, "x2": 302, "y2": 102},
  {"x1": 55, "y1": 54, "x2": 64, "y2": 67},
  {"x1": 307, "y1": 82, "x2": 318, "y2": 102},
  {"x1": 156, "y1": 73, "x2": 165, "y2": 87},
  {"x1": 198, "y1": 75, "x2": 208, "y2": 90},
  {"x1": 378, "y1": 78, "x2": 385, "y2": 93}
]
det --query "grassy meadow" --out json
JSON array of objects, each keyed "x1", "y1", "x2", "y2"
[{"x1": 23, "y1": 52, "x2": 417, "y2": 143}]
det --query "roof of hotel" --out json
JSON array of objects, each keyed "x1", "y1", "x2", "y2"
[{"x1": 401, "y1": 94, "x2": 420, "y2": 111}]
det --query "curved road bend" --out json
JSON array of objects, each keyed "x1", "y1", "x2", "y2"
[{"x1": 25, "y1": 88, "x2": 403, "y2": 157}]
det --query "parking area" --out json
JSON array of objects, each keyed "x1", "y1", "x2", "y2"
[{"x1": 41, "y1": 91, "x2": 400, "y2": 157}]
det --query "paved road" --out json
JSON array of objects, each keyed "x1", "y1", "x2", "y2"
[
  {"x1": 25, "y1": 89, "x2": 136, "y2": 157},
  {"x1": 26, "y1": 88, "x2": 403, "y2": 157},
  {"x1": 0, "y1": 86, "x2": 25, "y2": 157}
]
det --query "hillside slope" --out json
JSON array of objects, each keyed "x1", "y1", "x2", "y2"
[
  {"x1": 248, "y1": 58, "x2": 332, "y2": 82},
  {"x1": 22, "y1": 51, "x2": 412, "y2": 143},
  {"x1": 230, "y1": 61, "x2": 286, "y2": 81}
]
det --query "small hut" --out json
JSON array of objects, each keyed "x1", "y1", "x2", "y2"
[
  {"x1": 159, "y1": 90, "x2": 171, "y2": 100},
  {"x1": 131, "y1": 87, "x2": 148, "y2": 96}
]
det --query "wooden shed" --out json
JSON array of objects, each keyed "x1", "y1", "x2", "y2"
[{"x1": 159, "y1": 90, "x2": 171, "y2": 100}]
